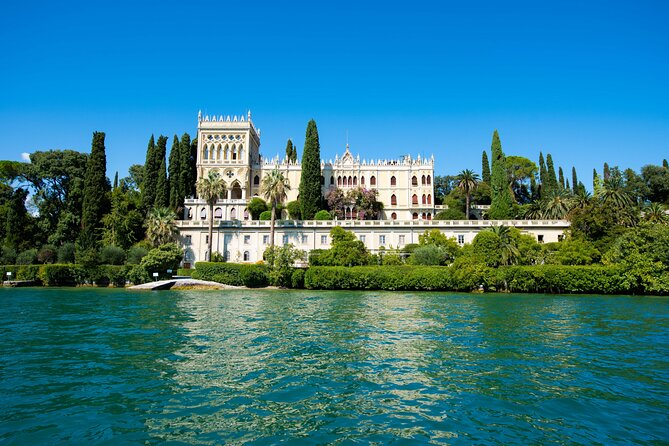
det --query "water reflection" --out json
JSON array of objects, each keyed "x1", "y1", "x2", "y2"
[{"x1": 1, "y1": 289, "x2": 667, "y2": 444}]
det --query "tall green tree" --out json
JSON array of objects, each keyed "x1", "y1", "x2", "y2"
[
  {"x1": 299, "y1": 120, "x2": 322, "y2": 220},
  {"x1": 456, "y1": 169, "x2": 480, "y2": 220},
  {"x1": 481, "y1": 151, "x2": 491, "y2": 185},
  {"x1": 154, "y1": 135, "x2": 169, "y2": 208},
  {"x1": 189, "y1": 138, "x2": 198, "y2": 198},
  {"x1": 572, "y1": 167, "x2": 579, "y2": 193},
  {"x1": 489, "y1": 130, "x2": 513, "y2": 219},
  {"x1": 196, "y1": 171, "x2": 225, "y2": 261},
  {"x1": 285, "y1": 139, "x2": 297, "y2": 163},
  {"x1": 545, "y1": 153, "x2": 558, "y2": 196},
  {"x1": 179, "y1": 133, "x2": 194, "y2": 203},
  {"x1": 168, "y1": 135, "x2": 181, "y2": 212},
  {"x1": 102, "y1": 185, "x2": 144, "y2": 250},
  {"x1": 81, "y1": 131, "x2": 111, "y2": 241},
  {"x1": 558, "y1": 167, "x2": 565, "y2": 190},
  {"x1": 538, "y1": 152, "x2": 547, "y2": 191},
  {"x1": 604, "y1": 162, "x2": 611, "y2": 180},
  {"x1": 141, "y1": 135, "x2": 157, "y2": 212},
  {"x1": 145, "y1": 206, "x2": 178, "y2": 248},
  {"x1": 261, "y1": 168, "x2": 290, "y2": 256}
]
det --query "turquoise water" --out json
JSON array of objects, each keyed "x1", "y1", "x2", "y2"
[{"x1": 0, "y1": 288, "x2": 667, "y2": 445}]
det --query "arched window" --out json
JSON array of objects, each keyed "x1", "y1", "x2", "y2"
[
  {"x1": 412, "y1": 212, "x2": 419, "y2": 220},
  {"x1": 337, "y1": 176, "x2": 342, "y2": 186},
  {"x1": 330, "y1": 176, "x2": 334, "y2": 185},
  {"x1": 422, "y1": 213, "x2": 426, "y2": 219},
  {"x1": 224, "y1": 144, "x2": 229, "y2": 160},
  {"x1": 187, "y1": 208, "x2": 192, "y2": 219},
  {"x1": 203, "y1": 146, "x2": 209, "y2": 160},
  {"x1": 348, "y1": 176, "x2": 352, "y2": 187},
  {"x1": 214, "y1": 207, "x2": 222, "y2": 219},
  {"x1": 427, "y1": 175, "x2": 432, "y2": 185},
  {"x1": 243, "y1": 251, "x2": 250, "y2": 261},
  {"x1": 412, "y1": 176, "x2": 418, "y2": 186},
  {"x1": 230, "y1": 208, "x2": 237, "y2": 219},
  {"x1": 370, "y1": 176, "x2": 376, "y2": 186},
  {"x1": 243, "y1": 209, "x2": 249, "y2": 220},
  {"x1": 422, "y1": 175, "x2": 426, "y2": 185},
  {"x1": 320, "y1": 175, "x2": 325, "y2": 185},
  {"x1": 253, "y1": 175, "x2": 260, "y2": 185},
  {"x1": 422, "y1": 194, "x2": 426, "y2": 205},
  {"x1": 231, "y1": 144, "x2": 237, "y2": 160},
  {"x1": 391, "y1": 212, "x2": 397, "y2": 220},
  {"x1": 361, "y1": 176, "x2": 365, "y2": 185},
  {"x1": 390, "y1": 176, "x2": 396, "y2": 186},
  {"x1": 427, "y1": 213, "x2": 432, "y2": 220},
  {"x1": 200, "y1": 208, "x2": 207, "y2": 219},
  {"x1": 217, "y1": 145, "x2": 222, "y2": 160},
  {"x1": 427, "y1": 194, "x2": 432, "y2": 204},
  {"x1": 231, "y1": 183, "x2": 242, "y2": 200},
  {"x1": 412, "y1": 194, "x2": 418, "y2": 205},
  {"x1": 353, "y1": 176, "x2": 357, "y2": 186},
  {"x1": 391, "y1": 194, "x2": 397, "y2": 205}
]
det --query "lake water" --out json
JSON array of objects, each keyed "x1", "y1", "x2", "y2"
[{"x1": 0, "y1": 288, "x2": 667, "y2": 444}]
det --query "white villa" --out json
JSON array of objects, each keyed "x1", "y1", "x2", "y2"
[{"x1": 176, "y1": 112, "x2": 569, "y2": 265}]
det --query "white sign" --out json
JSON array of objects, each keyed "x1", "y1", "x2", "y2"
[{"x1": 152, "y1": 272, "x2": 159, "y2": 277}]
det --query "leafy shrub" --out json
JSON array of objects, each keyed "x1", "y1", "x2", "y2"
[
  {"x1": 128, "y1": 264, "x2": 150, "y2": 285},
  {"x1": 314, "y1": 210, "x2": 332, "y2": 220},
  {"x1": 16, "y1": 249, "x2": 37, "y2": 265},
  {"x1": 0, "y1": 246, "x2": 17, "y2": 265},
  {"x1": 259, "y1": 211, "x2": 272, "y2": 221},
  {"x1": 286, "y1": 200, "x2": 302, "y2": 220},
  {"x1": 57, "y1": 243, "x2": 76, "y2": 263},
  {"x1": 17, "y1": 264, "x2": 40, "y2": 281},
  {"x1": 291, "y1": 269, "x2": 305, "y2": 288},
  {"x1": 37, "y1": 244, "x2": 58, "y2": 264},
  {"x1": 127, "y1": 245, "x2": 149, "y2": 265},
  {"x1": 0, "y1": 265, "x2": 19, "y2": 282},
  {"x1": 38, "y1": 264, "x2": 76, "y2": 286},
  {"x1": 248, "y1": 197, "x2": 269, "y2": 220},
  {"x1": 140, "y1": 244, "x2": 183, "y2": 280},
  {"x1": 177, "y1": 268, "x2": 193, "y2": 277},
  {"x1": 304, "y1": 266, "x2": 451, "y2": 291},
  {"x1": 100, "y1": 245, "x2": 126, "y2": 265},
  {"x1": 192, "y1": 262, "x2": 269, "y2": 287},
  {"x1": 435, "y1": 208, "x2": 466, "y2": 220}
]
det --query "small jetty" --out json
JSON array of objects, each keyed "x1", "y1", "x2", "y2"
[
  {"x1": 3, "y1": 280, "x2": 39, "y2": 287},
  {"x1": 129, "y1": 278, "x2": 243, "y2": 291}
]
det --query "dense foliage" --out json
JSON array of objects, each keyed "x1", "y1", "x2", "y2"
[{"x1": 299, "y1": 120, "x2": 322, "y2": 220}]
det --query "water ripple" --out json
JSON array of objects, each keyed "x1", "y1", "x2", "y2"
[{"x1": 0, "y1": 289, "x2": 667, "y2": 444}]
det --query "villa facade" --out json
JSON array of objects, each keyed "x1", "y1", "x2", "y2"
[{"x1": 176, "y1": 112, "x2": 569, "y2": 265}]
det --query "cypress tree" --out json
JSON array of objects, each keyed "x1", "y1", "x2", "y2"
[
  {"x1": 113, "y1": 171, "x2": 118, "y2": 189},
  {"x1": 603, "y1": 162, "x2": 611, "y2": 180},
  {"x1": 565, "y1": 179, "x2": 570, "y2": 191},
  {"x1": 558, "y1": 167, "x2": 565, "y2": 190},
  {"x1": 530, "y1": 175, "x2": 539, "y2": 201},
  {"x1": 285, "y1": 139, "x2": 295, "y2": 162},
  {"x1": 179, "y1": 133, "x2": 193, "y2": 202},
  {"x1": 81, "y1": 131, "x2": 111, "y2": 238},
  {"x1": 168, "y1": 135, "x2": 181, "y2": 212},
  {"x1": 141, "y1": 135, "x2": 157, "y2": 211},
  {"x1": 572, "y1": 167, "x2": 578, "y2": 193},
  {"x1": 154, "y1": 135, "x2": 169, "y2": 208},
  {"x1": 593, "y1": 168, "x2": 602, "y2": 195},
  {"x1": 299, "y1": 120, "x2": 322, "y2": 220},
  {"x1": 546, "y1": 154, "x2": 558, "y2": 195},
  {"x1": 489, "y1": 130, "x2": 513, "y2": 219},
  {"x1": 538, "y1": 152, "x2": 547, "y2": 196},
  {"x1": 663, "y1": 159, "x2": 668, "y2": 169},
  {"x1": 481, "y1": 150, "x2": 491, "y2": 184},
  {"x1": 189, "y1": 138, "x2": 198, "y2": 198}
]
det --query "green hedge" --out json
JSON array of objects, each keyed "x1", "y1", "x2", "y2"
[
  {"x1": 192, "y1": 262, "x2": 269, "y2": 288},
  {"x1": 0, "y1": 264, "x2": 130, "y2": 287},
  {"x1": 303, "y1": 264, "x2": 642, "y2": 294},
  {"x1": 177, "y1": 268, "x2": 193, "y2": 277}
]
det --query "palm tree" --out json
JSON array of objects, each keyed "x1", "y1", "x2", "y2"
[
  {"x1": 196, "y1": 171, "x2": 226, "y2": 261},
  {"x1": 488, "y1": 224, "x2": 520, "y2": 265},
  {"x1": 598, "y1": 176, "x2": 633, "y2": 210},
  {"x1": 261, "y1": 168, "x2": 290, "y2": 255},
  {"x1": 541, "y1": 191, "x2": 573, "y2": 220},
  {"x1": 456, "y1": 169, "x2": 480, "y2": 220},
  {"x1": 644, "y1": 202, "x2": 668, "y2": 224},
  {"x1": 146, "y1": 206, "x2": 177, "y2": 247}
]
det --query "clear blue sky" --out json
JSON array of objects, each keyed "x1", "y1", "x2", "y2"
[{"x1": 1, "y1": 0, "x2": 667, "y2": 187}]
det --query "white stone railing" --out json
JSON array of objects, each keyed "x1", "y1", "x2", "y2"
[{"x1": 176, "y1": 219, "x2": 569, "y2": 228}]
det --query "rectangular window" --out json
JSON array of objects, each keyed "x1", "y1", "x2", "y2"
[
  {"x1": 359, "y1": 235, "x2": 366, "y2": 243},
  {"x1": 301, "y1": 235, "x2": 308, "y2": 244},
  {"x1": 263, "y1": 235, "x2": 269, "y2": 244},
  {"x1": 379, "y1": 235, "x2": 386, "y2": 245},
  {"x1": 457, "y1": 235, "x2": 465, "y2": 244},
  {"x1": 185, "y1": 235, "x2": 192, "y2": 245},
  {"x1": 398, "y1": 235, "x2": 405, "y2": 245},
  {"x1": 557, "y1": 234, "x2": 564, "y2": 242},
  {"x1": 205, "y1": 235, "x2": 209, "y2": 244},
  {"x1": 538, "y1": 234, "x2": 544, "y2": 244},
  {"x1": 321, "y1": 235, "x2": 328, "y2": 245},
  {"x1": 282, "y1": 235, "x2": 288, "y2": 244},
  {"x1": 244, "y1": 235, "x2": 250, "y2": 245}
]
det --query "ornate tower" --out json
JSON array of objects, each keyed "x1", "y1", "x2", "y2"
[{"x1": 196, "y1": 110, "x2": 261, "y2": 201}]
